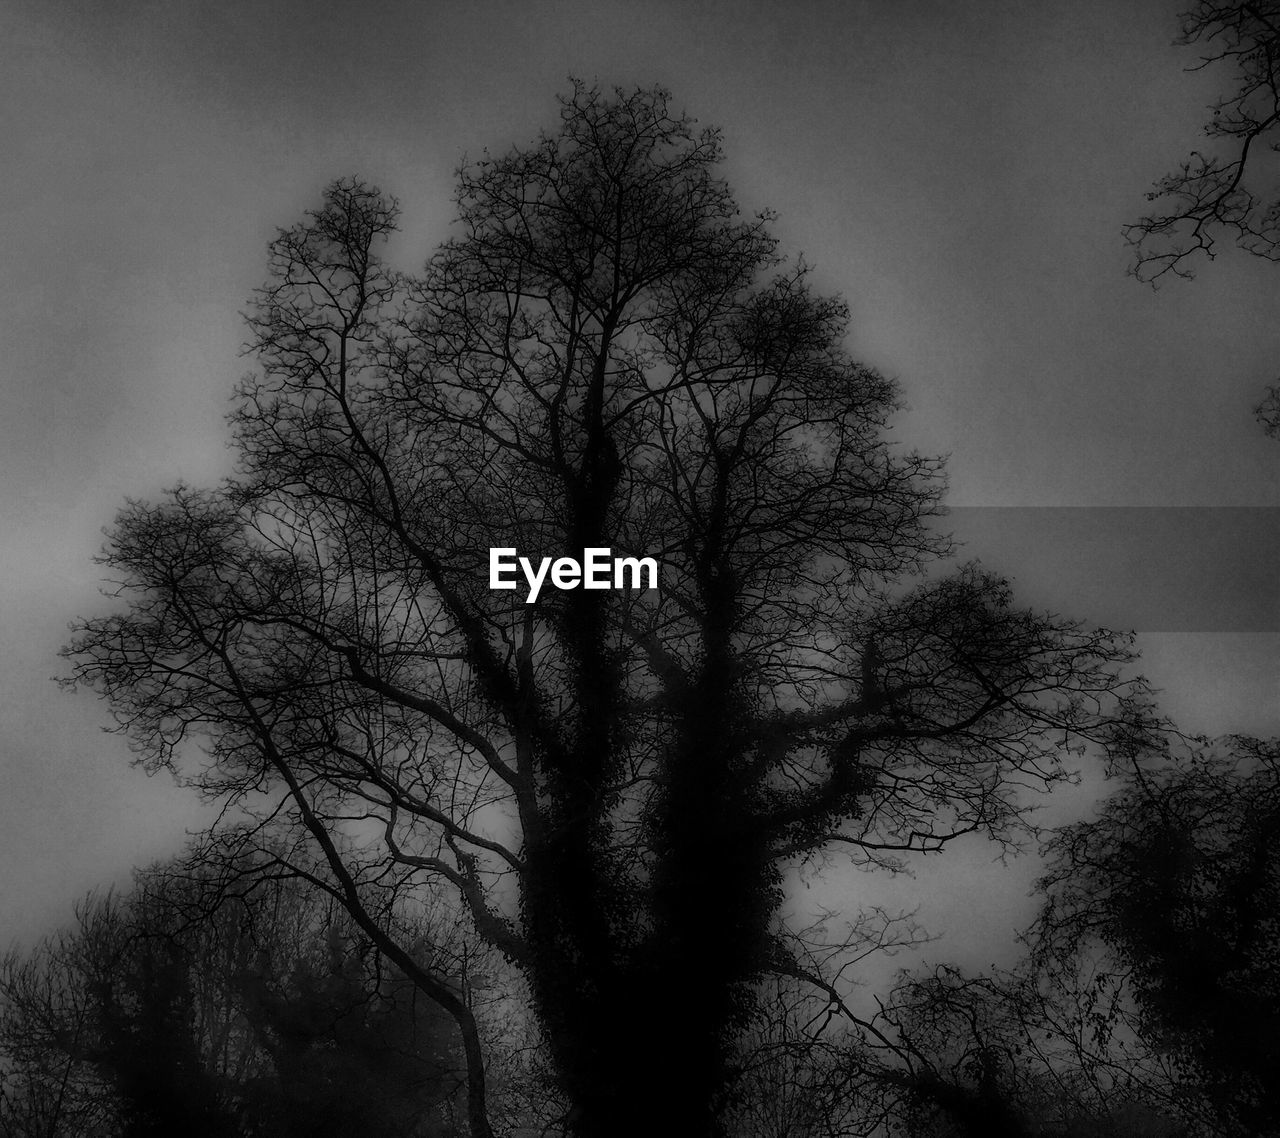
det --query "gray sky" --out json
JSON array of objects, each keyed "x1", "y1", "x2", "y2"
[{"x1": 4, "y1": 0, "x2": 1279, "y2": 957}]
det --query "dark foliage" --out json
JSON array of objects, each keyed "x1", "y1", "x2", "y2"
[
  {"x1": 0, "y1": 869, "x2": 466, "y2": 1137},
  {"x1": 1036, "y1": 726, "x2": 1280, "y2": 1135},
  {"x1": 861, "y1": 718, "x2": 1280, "y2": 1138}
]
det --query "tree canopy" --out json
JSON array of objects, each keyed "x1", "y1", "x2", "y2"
[
  {"x1": 1127, "y1": 0, "x2": 1280, "y2": 286},
  {"x1": 1125, "y1": 1, "x2": 1280, "y2": 432},
  {"x1": 63, "y1": 83, "x2": 1137, "y2": 1136}
]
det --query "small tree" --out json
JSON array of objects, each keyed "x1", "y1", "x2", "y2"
[{"x1": 64, "y1": 83, "x2": 1136, "y2": 1136}]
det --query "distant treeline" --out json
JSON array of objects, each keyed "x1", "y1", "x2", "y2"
[{"x1": 4, "y1": 726, "x2": 1276, "y2": 1136}]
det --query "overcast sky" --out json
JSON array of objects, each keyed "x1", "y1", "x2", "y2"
[{"x1": 4, "y1": 0, "x2": 1278, "y2": 960}]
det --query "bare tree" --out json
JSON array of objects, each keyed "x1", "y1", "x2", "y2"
[
  {"x1": 862, "y1": 957, "x2": 1199, "y2": 1138},
  {"x1": 0, "y1": 902, "x2": 117, "y2": 1138},
  {"x1": 1127, "y1": 3, "x2": 1280, "y2": 433},
  {"x1": 0, "y1": 862, "x2": 472, "y2": 1137},
  {"x1": 856, "y1": 709, "x2": 1280, "y2": 1138},
  {"x1": 63, "y1": 83, "x2": 1137, "y2": 1136},
  {"x1": 1255, "y1": 381, "x2": 1280, "y2": 435},
  {"x1": 1032, "y1": 722, "x2": 1280, "y2": 1136},
  {"x1": 720, "y1": 976, "x2": 867, "y2": 1138},
  {"x1": 1127, "y1": 1, "x2": 1280, "y2": 285}
]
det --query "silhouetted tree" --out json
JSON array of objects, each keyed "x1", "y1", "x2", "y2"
[
  {"x1": 0, "y1": 865, "x2": 469, "y2": 1137},
  {"x1": 842, "y1": 712, "x2": 1280, "y2": 1137},
  {"x1": 1034, "y1": 721, "x2": 1280, "y2": 1136},
  {"x1": 1127, "y1": 1, "x2": 1280, "y2": 285},
  {"x1": 864, "y1": 961, "x2": 1195, "y2": 1138},
  {"x1": 721, "y1": 975, "x2": 870, "y2": 1137},
  {"x1": 1, "y1": 898, "x2": 120, "y2": 1137},
  {"x1": 1, "y1": 889, "x2": 237, "y2": 1138},
  {"x1": 232, "y1": 919, "x2": 467, "y2": 1136},
  {"x1": 89, "y1": 942, "x2": 234, "y2": 1138},
  {"x1": 1127, "y1": 2, "x2": 1280, "y2": 430},
  {"x1": 1257, "y1": 381, "x2": 1280, "y2": 437},
  {"x1": 63, "y1": 82, "x2": 1137, "y2": 1136}
]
